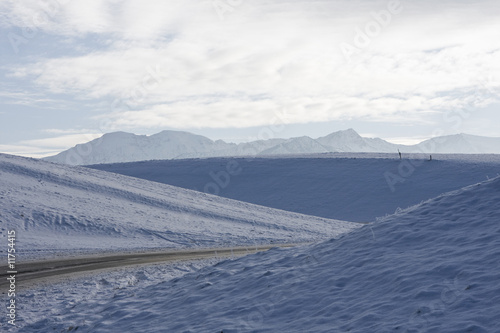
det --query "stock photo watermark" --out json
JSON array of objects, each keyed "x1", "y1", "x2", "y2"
[
  {"x1": 203, "y1": 160, "x2": 243, "y2": 195},
  {"x1": 233, "y1": 253, "x2": 320, "y2": 331},
  {"x1": 212, "y1": 0, "x2": 244, "y2": 21},
  {"x1": 340, "y1": 0, "x2": 403, "y2": 63},
  {"x1": 6, "y1": 230, "x2": 17, "y2": 326},
  {"x1": 62, "y1": 61, "x2": 167, "y2": 165},
  {"x1": 404, "y1": 275, "x2": 469, "y2": 332},
  {"x1": 384, "y1": 76, "x2": 495, "y2": 193},
  {"x1": 110, "y1": 64, "x2": 165, "y2": 113},
  {"x1": 197, "y1": 108, "x2": 289, "y2": 196},
  {"x1": 8, "y1": 0, "x2": 69, "y2": 54}
]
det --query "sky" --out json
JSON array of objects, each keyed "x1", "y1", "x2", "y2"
[{"x1": 1, "y1": 0, "x2": 499, "y2": 158}]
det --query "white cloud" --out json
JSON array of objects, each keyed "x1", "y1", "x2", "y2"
[
  {"x1": 382, "y1": 135, "x2": 433, "y2": 145},
  {"x1": 42, "y1": 128, "x2": 100, "y2": 135},
  {"x1": 2, "y1": 0, "x2": 500, "y2": 132},
  {"x1": 20, "y1": 133, "x2": 102, "y2": 148},
  {"x1": 97, "y1": 92, "x2": 459, "y2": 130},
  {"x1": 0, "y1": 0, "x2": 196, "y2": 40},
  {"x1": 0, "y1": 144, "x2": 60, "y2": 158},
  {"x1": 0, "y1": 133, "x2": 103, "y2": 158}
]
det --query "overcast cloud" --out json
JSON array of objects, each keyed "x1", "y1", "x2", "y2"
[{"x1": 1, "y1": 0, "x2": 499, "y2": 156}]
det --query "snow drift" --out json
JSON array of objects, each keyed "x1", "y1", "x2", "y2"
[
  {"x1": 29, "y1": 175, "x2": 500, "y2": 332},
  {"x1": 0, "y1": 153, "x2": 358, "y2": 258}
]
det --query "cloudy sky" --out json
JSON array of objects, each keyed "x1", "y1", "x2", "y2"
[{"x1": 1, "y1": 0, "x2": 499, "y2": 157}]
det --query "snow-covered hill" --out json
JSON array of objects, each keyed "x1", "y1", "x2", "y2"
[
  {"x1": 415, "y1": 133, "x2": 500, "y2": 154},
  {"x1": 43, "y1": 129, "x2": 500, "y2": 165},
  {"x1": 21, "y1": 174, "x2": 500, "y2": 332},
  {"x1": 0, "y1": 153, "x2": 358, "y2": 258},
  {"x1": 43, "y1": 130, "x2": 232, "y2": 165},
  {"x1": 316, "y1": 128, "x2": 397, "y2": 152},
  {"x1": 89, "y1": 154, "x2": 500, "y2": 222}
]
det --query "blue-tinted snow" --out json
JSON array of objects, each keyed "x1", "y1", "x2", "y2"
[
  {"x1": 0, "y1": 153, "x2": 357, "y2": 259},
  {"x1": 89, "y1": 153, "x2": 500, "y2": 222},
  {"x1": 21, "y1": 175, "x2": 500, "y2": 332}
]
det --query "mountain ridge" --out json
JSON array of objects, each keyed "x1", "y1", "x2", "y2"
[{"x1": 43, "y1": 129, "x2": 500, "y2": 165}]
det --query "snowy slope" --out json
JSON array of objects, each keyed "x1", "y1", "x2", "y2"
[
  {"x1": 89, "y1": 154, "x2": 500, "y2": 222},
  {"x1": 43, "y1": 128, "x2": 500, "y2": 165},
  {"x1": 183, "y1": 138, "x2": 288, "y2": 159},
  {"x1": 22, "y1": 176, "x2": 500, "y2": 332},
  {"x1": 43, "y1": 130, "x2": 232, "y2": 165},
  {"x1": 316, "y1": 128, "x2": 399, "y2": 152},
  {"x1": 415, "y1": 133, "x2": 500, "y2": 154},
  {"x1": 0, "y1": 153, "x2": 358, "y2": 258}
]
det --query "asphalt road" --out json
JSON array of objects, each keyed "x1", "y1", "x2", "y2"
[{"x1": 0, "y1": 244, "x2": 296, "y2": 290}]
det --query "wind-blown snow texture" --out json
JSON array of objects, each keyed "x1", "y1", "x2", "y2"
[
  {"x1": 89, "y1": 154, "x2": 500, "y2": 222},
  {"x1": 43, "y1": 129, "x2": 500, "y2": 165},
  {"x1": 4, "y1": 258, "x2": 225, "y2": 332},
  {"x1": 22, "y1": 176, "x2": 500, "y2": 332},
  {"x1": 0, "y1": 153, "x2": 357, "y2": 258}
]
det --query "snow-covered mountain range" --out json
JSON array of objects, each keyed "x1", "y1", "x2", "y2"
[{"x1": 43, "y1": 129, "x2": 500, "y2": 165}]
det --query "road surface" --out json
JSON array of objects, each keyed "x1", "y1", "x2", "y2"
[{"x1": 0, "y1": 244, "x2": 297, "y2": 290}]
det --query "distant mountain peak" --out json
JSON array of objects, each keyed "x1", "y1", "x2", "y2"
[
  {"x1": 42, "y1": 128, "x2": 500, "y2": 165},
  {"x1": 102, "y1": 131, "x2": 134, "y2": 137},
  {"x1": 323, "y1": 128, "x2": 362, "y2": 139},
  {"x1": 153, "y1": 129, "x2": 197, "y2": 136},
  {"x1": 344, "y1": 128, "x2": 358, "y2": 134}
]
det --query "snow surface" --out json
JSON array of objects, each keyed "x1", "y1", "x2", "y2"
[
  {"x1": 0, "y1": 153, "x2": 358, "y2": 259},
  {"x1": 2, "y1": 258, "x2": 225, "y2": 331},
  {"x1": 415, "y1": 133, "x2": 500, "y2": 154},
  {"x1": 89, "y1": 154, "x2": 500, "y2": 222},
  {"x1": 43, "y1": 129, "x2": 500, "y2": 165},
  {"x1": 15, "y1": 175, "x2": 500, "y2": 332}
]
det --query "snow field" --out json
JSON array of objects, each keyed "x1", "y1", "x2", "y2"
[
  {"x1": 14, "y1": 175, "x2": 500, "y2": 332},
  {"x1": 89, "y1": 154, "x2": 500, "y2": 222},
  {"x1": 2, "y1": 152, "x2": 500, "y2": 332},
  {"x1": 0, "y1": 153, "x2": 358, "y2": 259}
]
